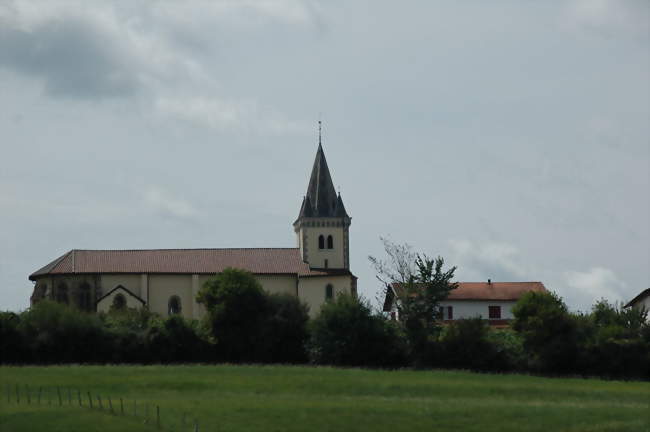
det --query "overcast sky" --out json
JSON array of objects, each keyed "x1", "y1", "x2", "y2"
[{"x1": 1, "y1": 0, "x2": 648, "y2": 313}]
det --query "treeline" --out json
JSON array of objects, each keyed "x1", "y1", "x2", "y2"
[{"x1": 1, "y1": 269, "x2": 648, "y2": 380}]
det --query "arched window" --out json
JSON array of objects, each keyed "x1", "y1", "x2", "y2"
[
  {"x1": 327, "y1": 235, "x2": 333, "y2": 249},
  {"x1": 112, "y1": 294, "x2": 126, "y2": 310},
  {"x1": 168, "y1": 296, "x2": 181, "y2": 316},
  {"x1": 318, "y1": 235, "x2": 325, "y2": 249},
  {"x1": 78, "y1": 283, "x2": 91, "y2": 311},
  {"x1": 56, "y1": 283, "x2": 69, "y2": 304},
  {"x1": 325, "y1": 284, "x2": 334, "y2": 301}
]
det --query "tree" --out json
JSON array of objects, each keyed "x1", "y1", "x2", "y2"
[
  {"x1": 370, "y1": 238, "x2": 458, "y2": 365},
  {"x1": 308, "y1": 294, "x2": 407, "y2": 368},
  {"x1": 511, "y1": 291, "x2": 577, "y2": 373},
  {"x1": 197, "y1": 268, "x2": 271, "y2": 362},
  {"x1": 264, "y1": 294, "x2": 310, "y2": 363}
]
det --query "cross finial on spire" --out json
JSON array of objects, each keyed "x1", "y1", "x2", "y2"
[{"x1": 318, "y1": 119, "x2": 322, "y2": 146}]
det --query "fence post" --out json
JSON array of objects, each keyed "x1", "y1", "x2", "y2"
[
  {"x1": 120, "y1": 397, "x2": 124, "y2": 415},
  {"x1": 97, "y1": 394, "x2": 103, "y2": 410},
  {"x1": 145, "y1": 403, "x2": 149, "y2": 423},
  {"x1": 15, "y1": 384, "x2": 19, "y2": 404},
  {"x1": 68, "y1": 388, "x2": 72, "y2": 405},
  {"x1": 26, "y1": 385, "x2": 30, "y2": 405},
  {"x1": 88, "y1": 391, "x2": 93, "y2": 409},
  {"x1": 156, "y1": 405, "x2": 160, "y2": 429},
  {"x1": 78, "y1": 389, "x2": 82, "y2": 407},
  {"x1": 194, "y1": 419, "x2": 199, "y2": 432},
  {"x1": 38, "y1": 386, "x2": 42, "y2": 405},
  {"x1": 108, "y1": 396, "x2": 113, "y2": 414},
  {"x1": 57, "y1": 387, "x2": 62, "y2": 406}
]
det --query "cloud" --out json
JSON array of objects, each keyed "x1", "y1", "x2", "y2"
[
  {"x1": 449, "y1": 239, "x2": 531, "y2": 282},
  {"x1": 144, "y1": 187, "x2": 199, "y2": 221},
  {"x1": 155, "y1": 96, "x2": 308, "y2": 133},
  {"x1": 561, "y1": 0, "x2": 649, "y2": 39},
  {"x1": 0, "y1": 0, "x2": 312, "y2": 130},
  {"x1": 562, "y1": 267, "x2": 627, "y2": 309},
  {"x1": 0, "y1": 8, "x2": 140, "y2": 99}
]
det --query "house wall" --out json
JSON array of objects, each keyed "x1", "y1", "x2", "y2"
[
  {"x1": 630, "y1": 295, "x2": 650, "y2": 313},
  {"x1": 439, "y1": 300, "x2": 517, "y2": 320},
  {"x1": 298, "y1": 275, "x2": 353, "y2": 317}
]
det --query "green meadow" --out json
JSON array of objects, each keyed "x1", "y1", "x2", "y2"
[{"x1": 1, "y1": 365, "x2": 648, "y2": 432}]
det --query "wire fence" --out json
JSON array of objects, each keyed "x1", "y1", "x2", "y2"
[{"x1": 4, "y1": 384, "x2": 201, "y2": 432}]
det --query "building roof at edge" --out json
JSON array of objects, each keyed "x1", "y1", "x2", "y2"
[{"x1": 624, "y1": 288, "x2": 650, "y2": 308}]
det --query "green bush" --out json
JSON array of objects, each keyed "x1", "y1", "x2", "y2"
[
  {"x1": 17, "y1": 301, "x2": 108, "y2": 364},
  {"x1": 0, "y1": 311, "x2": 23, "y2": 363},
  {"x1": 309, "y1": 295, "x2": 407, "y2": 368},
  {"x1": 486, "y1": 328, "x2": 526, "y2": 371},
  {"x1": 263, "y1": 294, "x2": 310, "y2": 363},
  {"x1": 438, "y1": 318, "x2": 499, "y2": 371},
  {"x1": 512, "y1": 291, "x2": 578, "y2": 373}
]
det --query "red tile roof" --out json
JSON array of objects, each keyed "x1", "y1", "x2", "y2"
[
  {"x1": 384, "y1": 281, "x2": 547, "y2": 311},
  {"x1": 447, "y1": 282, "x2": 546, "y2": 301},
  {"x1": 29, "y1": 248, "x2": 352, "y2": 280}
]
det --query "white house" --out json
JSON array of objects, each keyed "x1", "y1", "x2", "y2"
[
  {"x1": 383, "y1": 280, "x2": 547, "y2": 327},
  {"x1": 624, "y1": 288, "x2": 650, "y2": 314}
]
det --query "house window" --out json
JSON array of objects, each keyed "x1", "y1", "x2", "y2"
[
  {"x1": 327, "y1": 235, "x2": 333, "y2": 249},
  {"x1": 318, "y1": 235, "x2": 325, "y2": 249},
  {"x1": 438, "y1": 306, "x2": 453, "y2": 320},
  {"x1": 56, "y1": 283, "x2": 69, "y2": 304},
  {"x1": 489, "y1": 305, "x2": 501, "y2": 319},
  {"x1": 78, "y1": 283, "x2": 92, "y2": 311},
  {"x1": 168, "y1": 296, "x2": 182, "y2": 315},
  {"x1": 112, "y1": 294, "x2": 126, "y2": 310},
  {"x1": 325, "y1": 284, "x2": 334, "y2": 301}
]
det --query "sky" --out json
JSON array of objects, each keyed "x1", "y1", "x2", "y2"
[{"x1": 0, "y1": 0, "x2": 648, "y2": 313}]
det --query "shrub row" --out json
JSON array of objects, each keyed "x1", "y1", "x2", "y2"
[{"x1": 1, "y1": 278, "x2": 648, "y2": 380}]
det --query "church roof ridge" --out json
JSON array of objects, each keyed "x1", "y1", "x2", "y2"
[
  {"x1": 61, "y1": 247, "x2": 300, "y2": 252},
  {"x1": 28, "y1": 247, "x2": 339, "y2": 280}
]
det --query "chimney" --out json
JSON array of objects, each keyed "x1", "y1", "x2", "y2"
[{"x1": 488, "y1": 279, "x2": 491, "y2": 285}]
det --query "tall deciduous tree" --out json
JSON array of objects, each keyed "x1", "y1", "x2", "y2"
[{"x1": 369, "y1": 238, "x2": 458, "y2": 364}]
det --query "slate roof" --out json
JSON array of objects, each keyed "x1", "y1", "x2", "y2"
[
  {"x1": 383, "y1": 281, "x2": 547, "y2": 311},
  {"x1": 297, "y1": 143, "x2": 349, "y2": 219},
  {"x1": 29, "y1": 248, "x2": 354, "y2": 280}
]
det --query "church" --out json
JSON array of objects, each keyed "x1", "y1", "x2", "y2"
[{"x1": 28, "y1": 137, "x2": 357, "y2": 319}]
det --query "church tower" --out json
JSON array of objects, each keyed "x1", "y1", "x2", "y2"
[{"x1": 294, "y1": 126, "x2": 351, "y2": 270}]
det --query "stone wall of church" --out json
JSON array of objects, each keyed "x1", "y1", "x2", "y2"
[
  {"x1": 100, "y1": 274, "x2": 143, "y2": 299},
  {"x1": 300, "y1": 222, "x2": 347, "y2": 269},
  {"x1": 31, "y1": 275, "x2": 99, "y2": 311},
  {"x1": 298, "y1": 275, "x2": 353, "y2": 317},
  {"x1": 148, "y1": 274, "x2": 194, "y2": 319}
]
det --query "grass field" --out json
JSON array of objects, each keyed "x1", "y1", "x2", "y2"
[{"x1": 1, "y1": 365, "x2": 648, "y2": 432}]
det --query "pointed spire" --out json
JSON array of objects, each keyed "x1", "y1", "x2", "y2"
[
  {"x1": 333, "y1": 192, "x2": 349, "y2": 217},
  {"x1": 296, "y1": 124, "x2": 349, "y2": 219}
]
